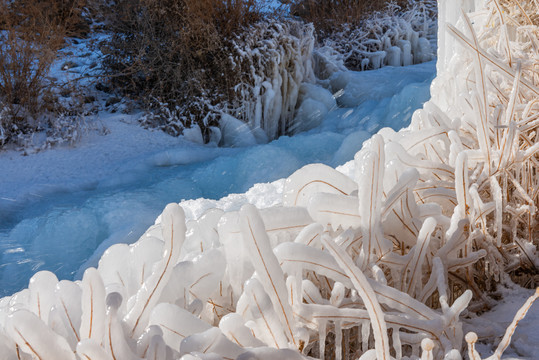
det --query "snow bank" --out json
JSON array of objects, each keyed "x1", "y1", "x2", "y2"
[{"x1": 1, "y1": 1, "x2": 538, "y2": 359}]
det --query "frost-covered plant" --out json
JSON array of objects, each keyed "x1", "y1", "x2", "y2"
[
  {"x1": 139, "y1": 97, "x2": 220, "y2": 141},
  {"x1": 136, "y1": 19, "x2": 315, "y2": 143},
  {"x1": 432, "y1": 0, "x2": 539, "y2": 288},
  {"x1": 226, "y1": 19, "x2": 315, "y2": 141},
  {"x1": 104, "y1": 2, "x2": 314, "y2": 143},
  {"x1": 315, "y1": 1, "x2": 437, "y2": 73},
  {"x1": 0, "y1": 1, "x2": 539, "y2": 359}
]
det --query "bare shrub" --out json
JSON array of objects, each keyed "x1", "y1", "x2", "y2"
[
  {"x1": 0, "y1": 0, "x2": 64, "y2": 145},
  {"x1": 0, "y1": 0, "x2": 96, "y2": 148},
  {"x1": 286, "y1": 0, "x2": 410, "y2": 34},
  {"x1": 8, "y1": 0, "x2": 92, "y2": 38}
]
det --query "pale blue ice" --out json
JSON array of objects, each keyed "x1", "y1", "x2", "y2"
[{"x1": 0, "y1": 61, "x2": 435, "y2": 296}]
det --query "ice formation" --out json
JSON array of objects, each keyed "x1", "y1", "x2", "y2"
[
  {"x1": 1, "y1": 0, "x2": 539, "y2": 359},
  {"x1": 316, "y1": 2, "x2": 437, "y2": 74},
  {"x1": 228, "y1": 20, "x2": 315, "y2": 142}
]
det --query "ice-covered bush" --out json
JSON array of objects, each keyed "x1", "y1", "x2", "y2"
[
  {"x1": 227, "y1": 19, "x2": 315, "y2": 141},
  {"x1": 315, "y1": 1, "x2": 437, "y2": 74},
  {"x1": 0, "y1": 0, "x2": 538, "y2": 359},
  {"x1": 102, "y1": 0, "x2": 316, "y2": 143}
]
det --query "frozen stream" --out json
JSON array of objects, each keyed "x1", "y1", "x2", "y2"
[{"x1": 0, "y1": 61, "x2": 435, "y2": 296}]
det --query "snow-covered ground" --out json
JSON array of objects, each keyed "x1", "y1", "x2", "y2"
[
  {"x1": 0, "y1": 61, "x2": 435, "y2": 296},
  {"x1": 469, "y1": 284, "x2": 539, "y2": 359}
]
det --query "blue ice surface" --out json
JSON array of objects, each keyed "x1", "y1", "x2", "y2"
[{"x1": 0, "y1": 61, "x2": 435, "y2": 296}]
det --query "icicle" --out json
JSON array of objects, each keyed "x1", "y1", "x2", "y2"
[
  {"x1": 359, "y1": 320, "x2": 370, "y2": 354},
  {"x1": 335, "y1": 320, "x2": 343, "y2": 360},
  {"x1": 318, "y1": 320, "x2": 327, "y2": 359},
  {"x1": 490, "y1": 177, "x2": 503, "y2": 246},
  {"x1": 393, "y1": 326, "x2": 402, "y2": 359},
  {"x1": 386, "y1": 46, "x2": 402, "y2": 67},
  {"x1": 146, "y1": 334, "x2": 167, "y2": 360},
  {"x1": 455, "y1": 152, "x2": 471, "y2": 216}
]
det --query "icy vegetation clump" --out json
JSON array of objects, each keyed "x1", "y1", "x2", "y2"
[
  {"x1": 315, "y1": 1, "x2": 438, "y2": 75},
  {"x1": 1, "y1": 0, "x2": 539, "y2": 359},
  {"x1": 146, "y1": 19, "x2": 316, "y2": 146},
  {"x1": 226, "y1": 19, "x2": 316, "y2": 142}
]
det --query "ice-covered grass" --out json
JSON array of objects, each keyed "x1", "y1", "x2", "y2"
[
  {"x1": 314, "y1": 0, "x2": 437, "y2": 75},
  {"x1": 227, "y1": 19, "x2": 316, "y2": 141},
  {"x1": 1, "y1": 0, "x2": 538, "y2": 359}
]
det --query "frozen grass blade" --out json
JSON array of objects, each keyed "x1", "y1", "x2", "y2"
[
  {"x1": 124, "y1": 203, "x2": 186, "y2": 338},
  {"x1": 240, "y1": 204, "x2": 297, "y2": 347},
  {"x1": 7, "y1": 310, "x2": 75, "y2": 360},
  {"x1": 80, "y1": 268, "x2": 106, "y2": 343},
  {"x1": 461, "y1": 10, "x2": 492, "y2": 174},
  {"x1": 446, "y1": 24, "x2": 539, "y2": 97},
  {"x1": 283, "y1": 164, "x2": 357, "y2": 207},
  {"x1": 321, "y1": 236, "x2": 390, "y2": 360},
  {"x1": 402, "y1": 218, "x2": 436, "y2": 297},
  {"x1": 356, "y1": 135, "x2": 393, "y2": 258}
]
